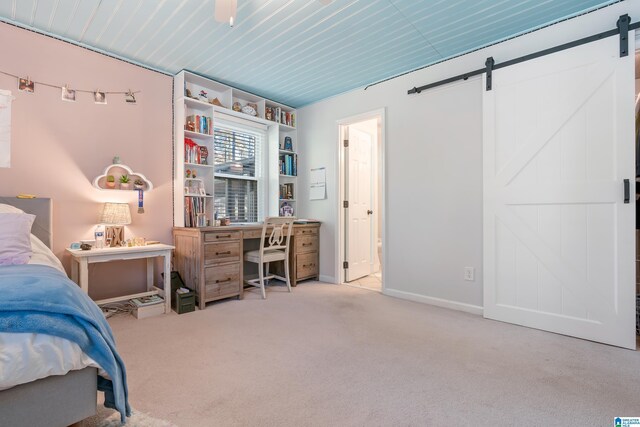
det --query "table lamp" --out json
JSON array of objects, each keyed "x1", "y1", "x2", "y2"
[{"x1": 99, "y1": 202, "x2": 131, "y2": 247}]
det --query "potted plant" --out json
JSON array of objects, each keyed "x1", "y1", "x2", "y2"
[
  {"x1": 119, "y1": 174, "x2": 131, "y2": 190},
  {"x1": 133, "y1": 179, "x2": 145, "y2": 190},
  {"x1": 106, "y1": 175, "x2": 116, "y2": 189}
]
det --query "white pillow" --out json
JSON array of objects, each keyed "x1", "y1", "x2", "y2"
[
  {"x1": 0, "y1": 213, "x2": 35, "y2": 265},
  {"x1": 0, "y1": 203, "x2": 23, "y2": 214}
]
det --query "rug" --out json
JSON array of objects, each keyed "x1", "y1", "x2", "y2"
[{"x1": 81, "y1": 406, "x2": 175, "y2": 427}]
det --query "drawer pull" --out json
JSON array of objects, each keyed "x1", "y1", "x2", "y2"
[
  {"x1": 215, "y1": 278, "x2": 232, "y2": 284},
  {"x1": 302, "y1": 243, "x2": 312, "y2": 247},
  {"x1": 215, "y1": 251, "x2": 231, "y2": 256},
  {"x1": 302, "y1": 263, "x2": 315, "y2": 268},
  {"x1": 216, "y1": 234, "x2": 232, "y2": 239}
]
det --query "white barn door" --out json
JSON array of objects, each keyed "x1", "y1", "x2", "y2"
[{"x1": 483, "y1": 35, "x2": 636, "y2": 349}]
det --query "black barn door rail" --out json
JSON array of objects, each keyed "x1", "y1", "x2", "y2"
[{"x1": 408, "y1": 14, "x2": 639, "y2": 95}]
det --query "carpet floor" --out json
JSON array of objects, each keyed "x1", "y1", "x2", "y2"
[{"x1": 107, "y1": 282, "x2": 640, "y2": 426}]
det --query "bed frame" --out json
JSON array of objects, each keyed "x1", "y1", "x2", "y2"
[{"x1": 0, "y1": 197, "x2": 98, "y2": 427}]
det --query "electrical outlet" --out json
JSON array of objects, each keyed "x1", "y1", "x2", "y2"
[{"x1": 464, "y1": 267, "x2": 475, "y2": 281}]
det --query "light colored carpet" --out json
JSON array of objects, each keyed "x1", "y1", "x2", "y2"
[
  {"x1": 107, "y1": 282, "x2": 640, "y2": 427},
  {"x1": 81, "y1": 406, "x2": 175, "y2": 426}
]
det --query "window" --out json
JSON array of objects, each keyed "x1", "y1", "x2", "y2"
[{"x1": 213, "y1": 124, "x2": 264, "y2": 223}]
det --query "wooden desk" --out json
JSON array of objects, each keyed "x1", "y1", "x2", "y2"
[
  {"x1": 173, "y1": 223, "x2": 320, "y2": 309},
  {"x1": 66, "y1": 244, "x2": 174, "y2": 314}
]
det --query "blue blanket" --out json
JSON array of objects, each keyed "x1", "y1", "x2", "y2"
[{"x1": 0, "y1": 264, "x2": 130, "y2": 423}]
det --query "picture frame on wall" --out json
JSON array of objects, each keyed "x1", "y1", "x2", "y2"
[{"x1": 61, "y1": 85, "x2": 76, "y2": 102}]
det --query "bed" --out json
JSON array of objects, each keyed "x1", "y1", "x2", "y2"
[{"x1": 0, "y1": 197, "x2": 130, "y2": 426}]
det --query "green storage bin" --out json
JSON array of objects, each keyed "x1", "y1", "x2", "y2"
[{"x1": 173, "y1": 291, "x2": 196, "y2": 314}]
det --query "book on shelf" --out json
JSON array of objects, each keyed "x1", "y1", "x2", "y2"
[
  {"x1": 279, "y1": 183, "x2": 294, "y2": 200},
  {"x1": 185, "y1": 115, "x2": 212, "y2": 135},
  {"x1": 130, "y1": 295, "x2": 164, "y2": 307},
  {"x1": 279, "y1": 153, "x2": 297, "y2": 176},
  {"x1": 184, "y1": 138, "x2": 203, "y2": 164},
  {"x1": 265, "y1": 107, "x2": 295, "y2": 127},
  {"x1": 184, "y1": 196, "x2": 207, "y2": 227}
]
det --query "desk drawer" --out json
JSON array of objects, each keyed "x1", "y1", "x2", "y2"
[
  {"x1": 295, "y1": 227, "x2": 318, "y2": 237},
  {"x1": 296, "y1": 252, "x2": 319, "y2": 279},
  {"x1": 204, "y1": 242, "x2": 240, "y2": 265},
  {"x1": 204, "y1": 231, "x2": 241, "y2": 242},
  {"x1": 204, "y1": 263, "x2": 240, "y2": 298},
  {"x1": 296, "y1": 235, "x2": 318, "y2": 253}
]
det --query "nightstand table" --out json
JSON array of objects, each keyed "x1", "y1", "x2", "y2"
[{"x1": 67, "y1": 244, "x2": 174, "y2": 314}]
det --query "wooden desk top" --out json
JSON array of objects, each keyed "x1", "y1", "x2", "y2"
[{"x1": 173, "y1": 222, "x2": 320, "y2": 233}]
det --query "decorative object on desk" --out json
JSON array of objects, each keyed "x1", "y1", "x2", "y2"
[
  {"x1": 99, "y1": 202, "x2": 131, "y2": 247},
  {"x1": 61, "y1": 85, "x2": 76, "y2": 102},
  {"x1": 198, "y1": 90, "x2": 208, "y2": 102},
  {"x1": 119, "y1": 174, "x2": 131, "y2": 190},
  {"x1": 137, "y1": 189, "x2": 145, "y2": 214},
  {"x1": 220, "y1": 217, "x2": 231, "y2": 226},
  {"x1": 80, "y1": 243, "x2": 92, "y2": 251},
  {"x1": 232, "y1": 101, "x2": 242, "y2": 112},
  {"x1": 209, "y1": 97, "x2": 223, "y2": 107},
  {"x1": 106, "y1": 175, "x2": 116, "y2": 189},
  {"x1": 280, "y1": 201, "x2": 294, "y2": 217},
  {"x1": 284, "y1": 136, "x2": 293, "y2": 151},
  {"x1": 94, "y1": 90, "x2": 107, "y2": 105},
  {"x1": 70, "y1": 242, "x2": 81, "y2": 250},
  {"x1": 199, "y1": 146, "x2": 208, "y2": 165},
  {"x1": 18, "y1": 77, "x2": 34, "y2": 93},
  {"x1": 133, "y1": 179, "x2": 145, "y2": 190}
]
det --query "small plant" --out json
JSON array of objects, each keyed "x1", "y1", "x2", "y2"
[
  {"x1": 107, "y1": 175, "x2": 115, "y2": 182},
  {"x1": 134, "y1": 179, "x2": 144, "y2": 186},
  {"x1": 119, "y1": 174, "x2": 130, "y2": 184},
  {"x1": 106, "y1": 175, "x2": 116, "y2": 189}
]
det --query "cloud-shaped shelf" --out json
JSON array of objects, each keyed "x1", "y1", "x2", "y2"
[{"x1": 93, "y1": 163, "x2": 153, "y2": 191}]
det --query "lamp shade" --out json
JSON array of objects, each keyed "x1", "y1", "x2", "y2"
[{"x1": 99, "y1": 203, "x2": 131, "y2": 225}]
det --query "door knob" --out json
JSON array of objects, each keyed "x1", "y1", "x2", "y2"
[{"x1": 367, "y1": 210, "x2": 373, "y2": 215}]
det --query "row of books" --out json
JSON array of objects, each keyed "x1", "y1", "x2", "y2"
[
  {"x1": 184, "y1": 196, "x2": 207, "y2": 227},
  {"x1": 186, "y1": 115, "x2": 213, "y2": 135},
  {"x1": 279, "y1": 183, "x2": 294, "y2": 200},
  {"x1": 279, "y1": 154, "x2": 297, "y2": 176},
  {"x1": 266, "y1": 106, "x2": 295, "y2": 127},
  {"x1": 184, "y1": 138, "x2": 204, "y2": 164}
]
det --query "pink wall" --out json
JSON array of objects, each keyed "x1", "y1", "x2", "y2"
[{"x1": 0, "y1": 23, "x2": 174, "y2": 299}]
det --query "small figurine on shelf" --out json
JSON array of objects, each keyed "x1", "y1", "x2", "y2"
[
  {"x1": 232, "y1": 101, "x2": 242, "y2": 112},
  {"x1": 112, "y1": 156, "x2": 121, "y2": 164},
  {"x1": 186, "y1": 120, "x2": 195, "y2": 132},
  {"x1": 265, "y1": 107, "x2": 273, "y2": 121},
  {"x1": 284, "y1": 136, "x2": 293, "y2": 151},
  {"x1": 200, "y1": 146, "x2": 208, "y2": 165},
  {"x1": 280, "y1": 202, "x2": 294, "y2": 217},
  {"x1": 186, "y1": 169, "x2": 191, "y2": 178},
  {"x1": 198, "y1": 90, "x2": 208, "y2": 102}
]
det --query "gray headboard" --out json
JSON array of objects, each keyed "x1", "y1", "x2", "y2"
[{"x1": 0, "y1": 197, "x2": 53, "y2": 249}]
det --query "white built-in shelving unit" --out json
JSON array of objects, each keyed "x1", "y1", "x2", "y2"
[{"x1": 174, "y1": 70, "x2": 297, "y2": 227}]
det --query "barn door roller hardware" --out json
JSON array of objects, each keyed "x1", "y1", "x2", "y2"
[{"x1": 407, "y1": 14, "x2": 639, "y2": 96}]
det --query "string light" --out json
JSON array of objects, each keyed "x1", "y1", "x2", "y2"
[{"x1": 0, "y1": 70, "x2": 140, "y2": 103}]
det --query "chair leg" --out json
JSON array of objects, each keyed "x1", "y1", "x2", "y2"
[
  {"x1": 284, "y1": 257, "x2": 292, "y2": 293},
  {"x1": 265, "y1": 262, "x2": 270, "y2": 285},
  {"x1": 259, "y1": 262, "x2": 266, "y2": 299}
]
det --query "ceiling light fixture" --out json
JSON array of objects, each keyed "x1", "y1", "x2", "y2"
[{"x1": 215, "y1": 0, "x2": 237, "y2": 27}]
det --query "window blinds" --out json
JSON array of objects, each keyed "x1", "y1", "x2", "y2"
[{"x1": 213, "y1": 123, "x2": 263, "y2": 223}]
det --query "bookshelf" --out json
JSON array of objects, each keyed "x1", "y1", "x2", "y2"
[{"x1": 174, "y1": 70, "x2": 298, "y2": 227}]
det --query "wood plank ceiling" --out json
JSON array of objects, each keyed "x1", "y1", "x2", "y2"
[{"x1": 0, "y1": 0, "x2": 619, "y2": 107}]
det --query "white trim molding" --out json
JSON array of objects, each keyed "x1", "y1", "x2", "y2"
[
  {"x1": 384, "y1": 288, "x2": 483, "y2": 316},
  {"x1": 319, "y1": 275, "x2": 336, "y2": 283}
]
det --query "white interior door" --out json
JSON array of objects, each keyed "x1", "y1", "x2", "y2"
[
  {"x1": 346, "y1": 127, "x2": 373, "y2": 282},
  {"x1": 483, "y1": 35, "x2": 636, "y2": 349}
]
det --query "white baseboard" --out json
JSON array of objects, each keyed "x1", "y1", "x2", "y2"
[
  {"x1": 319, "y1": 275, "x2": 336, "y2": 283},
  {"x1": 383, "y1": 288, "x2": 483, "y2": 316}
]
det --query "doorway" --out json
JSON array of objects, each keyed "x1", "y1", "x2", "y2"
[{"x1": 337, "y1": 110, "x2": 385, "y2": 292}]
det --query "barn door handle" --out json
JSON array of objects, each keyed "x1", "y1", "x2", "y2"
[{"x1": 624, "y1": 179, "x2": 630, "y2": 203}]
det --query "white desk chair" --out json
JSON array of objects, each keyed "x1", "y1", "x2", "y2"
[{"x1": 244, "y1": 216, "x2": 294, "y2": 299}]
